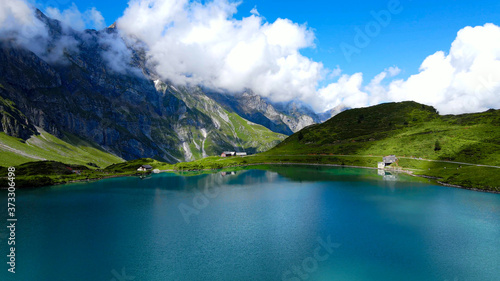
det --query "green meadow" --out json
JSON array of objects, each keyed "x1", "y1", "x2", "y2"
[{"x1": 0, "y1": 130, "x2": 123, "y2": 168}]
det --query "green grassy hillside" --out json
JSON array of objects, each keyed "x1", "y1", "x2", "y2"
[
  {"x1": 268, "y1": 101, "x2": 500, "y2": 165},
  {"x1": 0, "y1": 128, "x2": 124, "y2": 168}
]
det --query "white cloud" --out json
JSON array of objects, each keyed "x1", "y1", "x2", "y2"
[
  {"x1": 98, "y1": 31, "x2": 142, "y2": 75},
  {"x1": 87, "y1": 7, "x2": 106, "y2": 30},
  {"x1": 328, "y1": 65, "x2": 342, "y2": 78},
  {"x1": 250, "y1": 6, "x2": 259, "y2": 16},
  {"x1": 117, "y1": 0, "x2": 321, "y2": 103},
  {"x1": 46, "y1": 3, "x2": 86, "y2": 30},
  {"x1": 0, "y1": 0, "x2": 109, "y2": 64},
  {"x1": 45, "y1": 4, "x2": 106, "y2": 31},
  {"x1": 386, "y1": 66, "x2": 401, "y2": 77},
  {"x1": 317, "y1": 73, "x2": 369, "y2": 110},
  {"x1": 318, "y1": 24, "x2": 500, "y2": 114},
  {"x1": 0, "y1": 0, "x2": 48, "y2": 54},
  {"x1": 117, "y1": 0, "x2": 500, "y2": 114},
  {"x1": 386, "y1": 23, "x2": 500, "y2": 114}
]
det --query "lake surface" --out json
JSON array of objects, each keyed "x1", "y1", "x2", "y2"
[{"x1": 1, "y1": 165, "x2": 499, "y2": 281}]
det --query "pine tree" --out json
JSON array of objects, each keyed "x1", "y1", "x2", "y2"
[{"x1": 434, "y1": 140, "x2": 442, "y2": 151}]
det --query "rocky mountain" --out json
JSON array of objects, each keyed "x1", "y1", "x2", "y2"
[
  {"x1": 0, "y1": 10, "x2": 288, "y2": 164},
  {"x1": 0, "y1": 95, "x2": 37, "y2": 140},
  {"x1": 317, "y1": 104, "x2": 350, "y2": 122},
  {"x1": 205, "y1": 91, "x2": 321, "y2": 135}
]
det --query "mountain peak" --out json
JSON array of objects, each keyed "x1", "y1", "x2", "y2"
[{"x1": 34, "y1": 8, "x2": 49, "y2": 23}]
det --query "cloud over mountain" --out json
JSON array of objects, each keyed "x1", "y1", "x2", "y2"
[
  {"x1": 46, "y1": 4, "x2": 106, "y2": 31},
  {"x1": 1, "y1": 0, "x2": 499, "y2": 114},
  {"x1": 117, "y1": 0, "x2": 322, "y2": 104},
  {"x1": 0, "y1": 0, "x2": 48, "y2": 54},
  {"x1": 116, "y1": 1, "x2": 500, "y2": 114}
]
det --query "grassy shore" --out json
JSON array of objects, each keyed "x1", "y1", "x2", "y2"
[
  {"x1": 0, "y1": 159, "x2": 160, "y2": 188},
  {"x1": 2, "y1": 155, "x2": 499, "y2": 193},
  {"x1": 157, "y1": 154, "x2": 500, "y2": 193}
]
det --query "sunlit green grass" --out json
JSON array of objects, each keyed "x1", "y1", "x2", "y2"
[{"x1": 0, "y1": 129, "x2": 123, "y2": 168}]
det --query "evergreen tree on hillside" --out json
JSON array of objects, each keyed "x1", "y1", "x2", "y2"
[{"x1": 434, "y1": 140, "x2": 442, "y2": 151}]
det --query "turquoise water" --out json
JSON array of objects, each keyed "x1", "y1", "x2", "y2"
[{"x1": 1, "y1": 166, "x2": 499, "y2": 281}]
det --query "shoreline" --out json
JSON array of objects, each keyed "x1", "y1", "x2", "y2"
[
  {"x1": 50, "y1": 174, "x2": 136, "y2": 187},
  {"x1": 5, "y1": 163, "x2": 499, "y2": 194},
  {"x1": 170, "y1": 162, "x2": 500, "y2": 194},
  {"x1": 168, "y1": 162, "x2": 500, "y2": 194},
  {"x1": 435, "y1": 180, "x2": 500, "y2": 194},
  {"x1": 0, "y1": 173, "x2": 136, "y2": 190}
]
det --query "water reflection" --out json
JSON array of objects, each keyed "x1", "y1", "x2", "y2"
[{"x1": 377, "y1": 169, "x2": 398, "y2": 181}]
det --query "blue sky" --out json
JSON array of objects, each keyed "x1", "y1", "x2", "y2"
[{"x1": 44, "y1": 0, "x2": 500, "y2": 82}]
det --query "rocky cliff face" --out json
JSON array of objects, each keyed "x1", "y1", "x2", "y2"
[
  {"x1": 0, "y1": 95, "x2": 37, "y2": 140},
  {"x1": 0, "y1": 11, "x2": 287, "y2": 163},
  {"x1": 206, "y1": 91, "x2": 321, "y2": 135}
]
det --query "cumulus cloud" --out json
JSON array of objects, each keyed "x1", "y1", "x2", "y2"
[
  {"x1": 250, "y1": 6, "x2": 259, "y2": 16},
  {"x1": 117, "y1": 0, "x2": 321, "y2": 103},
  {"x1": 386, "y1": 24, "x2": 500, "y2": 114},
  {"x1": 46, "y1": 4, "x2": 86, "y2": 30},
  {"x1": 317, "y1": 73, "x2": 369, "y2": 110},
  {"x1": 46, "y1": 3, "x2": 106, "y2": 31},
  {"x1": 318, "y1": 24, "x2": 500, "y2": 114}
]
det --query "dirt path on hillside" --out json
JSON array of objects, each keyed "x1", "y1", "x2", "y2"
[{"x1": 264, "y1": 154, "x2": 500, "y2": 169}]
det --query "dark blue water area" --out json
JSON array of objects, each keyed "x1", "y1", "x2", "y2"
[{"x1": 0, "y1": 166, "x2": 499, "y2": 280}]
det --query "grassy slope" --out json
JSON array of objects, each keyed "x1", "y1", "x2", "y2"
[
  {"x1": 164, "y1": 102, "x2": 500, "y2": 192},
  {"x1": 269, "y1": 102, "x2": 500, "y2": 165},
  {"x1": 0, "y1": 129, "x2": 123, "y2": 168},
  {"x1": 226, "y1": 112, "x2": 287, "y2": 151}
]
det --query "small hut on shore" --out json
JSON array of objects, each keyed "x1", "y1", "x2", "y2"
[
  {"x1": 378, "y1": 155, "x2": 398, "y2": 169},
  {"x1": 137, "y1": 165, "x2": 153, "y2": 171}
]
